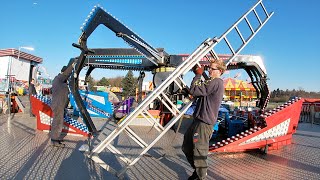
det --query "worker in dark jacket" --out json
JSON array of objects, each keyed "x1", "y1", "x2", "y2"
[
  {"x1": 29, "y1": 78, "x2": 37, "y2": 117},
  {"x1": 182, "y1": 60, "x2": 226, "y2": 180},
  {"x1": 50, "y1": 62, "x2": 75, "y2": 147}
]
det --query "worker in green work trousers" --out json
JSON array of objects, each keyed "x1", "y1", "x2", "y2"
[{"x1": 182, "y1": 59, "x2": 226, "y2": 180}]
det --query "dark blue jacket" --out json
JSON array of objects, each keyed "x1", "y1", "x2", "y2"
[{"x1": 51, "y1": 65, "x2": 73, "y2": 110}]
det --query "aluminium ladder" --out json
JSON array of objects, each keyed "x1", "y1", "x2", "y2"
[{"x1": 87, "y1": 0, "x2": 274, "y2": 177}]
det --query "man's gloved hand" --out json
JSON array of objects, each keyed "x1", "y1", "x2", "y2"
[
  {"x1": 192, "y1": 65, "x2": 204, "y2": 75},
  {"x1": 181, "y1": 87, "x2": 190, "y2": 96}
]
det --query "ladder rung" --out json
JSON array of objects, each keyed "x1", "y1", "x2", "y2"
[
  {"x1": 88, "y1": 1, "x2": 274, "y2": 177},
  {"x1": 119, "y1": 101, "x2": 194, "y2": 175},
  {"x1": 90, "y1": 40, "x2": 215, "y2": 154},
  {"x1": 209, "y1": 50, "x2": 219, "y2": 61},
  {"x1": 235, "y1": 26, "x2": 246, "y2": 44},
  {"x1": 226, "y1": 10, "x2": 273, "y2": 66},
  {"x1": 157, "y1": 96, "x2": 177, "y2": 116},
  {"x1": 90, "y1": 155, "x2": 118, "y2": 175},
  {"x1": 253, "y1": 9, "x2": 262, "y2": 25},
  {"x1": 160, "y1": 92, "x2": 181, "y2": 115},
  {"x1": 107, "y1": 144, "x2": 132, "y2": 164},
  {"x1": 173, "y1": 79, "x2": 183, "y2": 90},
  {"x1": 205, "y1": 54, "x2": 210, "y2": 61},
  {"x1": 177, "y1": 76, "x2": 187, "y2": 88},
  {"x1": 125, "y1": 127, "x2": 148, "y2": 148},
  {"x1": 224, "y1": 37, "x2": 235, "y2": 55},
  {"x1": 260, "y1": 2, "x2": 270, "y2": 17},
  {"x1": 141, "y1": 110, "x2": 164, "y2": 132},
  {"x1": 245, "y1": 17, "x2": 255, "y2": 33}
]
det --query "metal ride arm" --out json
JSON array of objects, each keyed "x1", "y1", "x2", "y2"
[
  {"x1": 137, "y1": 71, "x2": 145, "y2": 103},
  {"x1": 70, "y1": 5, "x2": 172, "y2": 133},
  {"x1": 246, "y1": 68, "x2": 270, "y2": 111},
  {"x1": 227, "y1": 56, "x2": 270, "y2": 111},
  {"x1": 84, "y1": 65, "x2": 95, "y2": 86},
  {"x1": 69, "y1": 43, "x2": 98, "y2": 133},
  {"x1": 80, "y1": 50, "x2": 270, "y2": 110},
  {"x1": 85, "y1": 0, "x2": 273, "y2": 177},
  {"x1": 79, "y1": 5, "x2": 163, "y2": 65},
  {"x1": 83, "y1": 48, "x2": 159, "y2": 71}
]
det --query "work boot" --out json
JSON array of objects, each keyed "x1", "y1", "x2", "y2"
[
  {"x1": 51, "y1": 139, "x2": 65, "y2": 147},
  {"x1": 188, "y1": 171, "x2": 199, "y2": 180}
]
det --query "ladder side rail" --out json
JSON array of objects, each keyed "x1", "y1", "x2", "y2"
[
  {"x1": 91, "y1": 40, "x2": 214, "y2": 154},
  {"x1": 196, "y1": 62, "x2": 202, "y2": 67},
  {"x1": 117, "y1": 101, "x2": 193, "y2": 176},
  {"x1": 119, "y1": 39, "x2": 215, "y2": 121},
  {"x1": 123, "y1": 39, "x2": 211, "y2": 119},
  {"x1": 96, "y1": 128, "x2": 151, "y2": 167},
  {"x1": 91, "y1": 105, "x2": 149, "y2": 154},
  {"x1": 91, "y1": 46, "x2": 205, "y2": 154},
  {"x1": 87, "y1": 0, "x2": 274, "y2": 176},
  {"x1": 181, "y1": 40, "x2": 219, "y2": 75},
  {"x1": 162, "y1": 103, "x2": 192, "y2": 130},
  {"x1": 91, "y1": 100, "x2": 193, "y2": 177},
  {"x1": 179, "y1": 39, "x2": 213, "y2": 75}
]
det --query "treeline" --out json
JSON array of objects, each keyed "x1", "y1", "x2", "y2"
[
  {"x1": 270, "y1": 88, "x2": 320, "y2": 102},
  {"x1": 89, "y1": 76, "x2": 124, "y2": 87},
  {"x1": 86, "y1": 70, "x2": 138, "y2": 98},
  {"x1": 86, "y1": 72, "x2": 320, "y2": 102}
]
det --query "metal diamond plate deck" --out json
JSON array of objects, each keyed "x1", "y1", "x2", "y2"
[{"x1": 1, "y1": 113, "x2": 320, "y2": 180}]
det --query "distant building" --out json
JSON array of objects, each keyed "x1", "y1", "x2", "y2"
[
  {"x1": 135, "y1": 81, "x2": 153, "y2": 100},
  {"x1": 0, "y1": 48, "x2": 42, "y2": 93},
  {"x1": 223, "y1": 78, "x2": 257, "y2": 107},
  {"x1": 78, "y1": 76, "x2": 86, "y2": 90}
]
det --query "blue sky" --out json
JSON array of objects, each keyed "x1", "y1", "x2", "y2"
[{"x1": 1, "y1": 0, "x2": 319, "y2": 92}]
